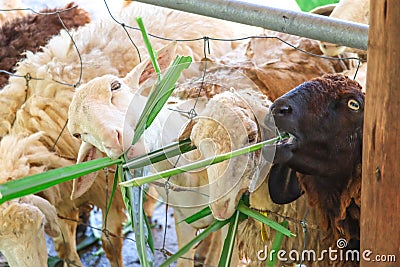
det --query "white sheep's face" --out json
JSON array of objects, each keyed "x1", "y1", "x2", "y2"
[
  {"x1": 68, "y1": 42, "x2": 178, "y2": 162},
  {"x1": 67, "y1": 43, "x2": 178, "y2": 199},
  {"x1": 68, "y1": 75, "x2": 135, "y2": 159}
]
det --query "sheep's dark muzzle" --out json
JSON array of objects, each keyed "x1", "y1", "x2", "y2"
[
  {"x1": 264, "y1": 97, "x2": 305, "y2": 204},
  {"x1": 267, "y1": 97, "x2": 301, "y2": 165}
]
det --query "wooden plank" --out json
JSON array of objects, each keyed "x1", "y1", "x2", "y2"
[{"x1": 361, "y1": 0, "x2": 400, "y2": 266}]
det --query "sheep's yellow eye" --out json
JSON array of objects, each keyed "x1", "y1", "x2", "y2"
[
  {"x1": 111, "y1": 81, "x2": 121, "y2": 91},
  {"x1": 347, "y1": 99, "x2": 360, "y2": 111}
]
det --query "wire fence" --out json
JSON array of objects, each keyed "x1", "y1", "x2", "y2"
[{"x1": 0, "y1": 1, "x2": 366, "y2": 266}]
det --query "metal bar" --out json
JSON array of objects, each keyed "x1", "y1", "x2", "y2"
[{"x1": 134, "y1": 0, "x2": 368, "y2": 50}]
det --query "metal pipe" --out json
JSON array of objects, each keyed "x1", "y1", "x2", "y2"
[{"x1": 134, "y1": 0, "x2": 368, "y2": 50}]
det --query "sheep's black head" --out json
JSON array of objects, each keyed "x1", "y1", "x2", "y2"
[{"x1": 265, "y1": 74, "x2": 364, "y2": 204}]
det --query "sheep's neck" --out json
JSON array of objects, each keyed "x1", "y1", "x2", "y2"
[{"x1": 299, "y1": 164, "x2": 362, "y2": 240}]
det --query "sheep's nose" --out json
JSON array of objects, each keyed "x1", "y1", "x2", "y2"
[{"x1": 271, "y1": 100, "x2": 293, "y2": 117}]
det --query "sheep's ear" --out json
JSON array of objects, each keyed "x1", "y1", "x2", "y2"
[
  {"x1": 70, "y1": 141, "x2": 98, "y2": 200},
  {"x1": 123, "y1": 41, "x2": 178, "y2": 90},
  {"x1": 268, "y1": 164, "x2": 304, "y2": 204}
]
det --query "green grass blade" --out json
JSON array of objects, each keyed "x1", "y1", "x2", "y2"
[
  {"x1": 119, "y1": 166, "x2": 134, "y2": 230},
  {"x1": 121, "y1": 135, "x2": 283, "y2": 187},
  {"x1": 218, "y1": 211, "x2": 240, "y2": 267},
  {"x1": 237, "y1": 202, "x2": 295, "y2": 238},
  {"x1": 132, "y1": 56, "x2": 192, "y2": 145},
  {"x1": 179, "y1": 205, "x2": 212, "y2": 224},
  {"x1": 144, "y1": 56, "x2": 192, "y2": 129},
  {"x1": 267, "y1": 220, "x2": 289, "y2": 267},
  {"x1": 131, "y1": 169, "x2": 153, "y2": 267},
  {"x1": 123, "y1": 138, "x2": 195, "y2": 169},
  {"x1": 104, "y1": 164, "x2": 120, "y2": 225},
  {"x1": 159, "y1": 219, "x2": 230, "y2": 267},
  {"x1": 48, "y1": 256, "x2": 62, "y2": 267},
  {"x1": 136, "y1": 17, "x2": 161, "y2": 81},
  {"x1": 0, "y1": 157, "x2": 122, "y2": 204},
  {"x1": 144, "y1": 194, "x2": 155, "y2": 253}
]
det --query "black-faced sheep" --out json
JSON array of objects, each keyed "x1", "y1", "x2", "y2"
[
  {"x1": 267, "y1": 74, "x2": 363, "y2": 265},
  {"x1": 0, "y1": 3, "x2": 91, "y2": 89}
]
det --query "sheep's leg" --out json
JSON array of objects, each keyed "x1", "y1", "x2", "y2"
[
  {"x1": 203, "y1": 230, "x2": 223, "y2": 266},
  {"x1": 174, "y1": 211, "x2": 198, "y2": 267},
  {"x1": 193, "y1": 230, "x2": 223, "y2": 266},
  {"x1": 53, "y1": 207, "x2": 82, "y2": 267},
  {"x1": 101, "y1": 205, "x2": 125, "y2": 267},
  {"x1": 195, "y1": 232, "x2": 212, "y2": 263}
]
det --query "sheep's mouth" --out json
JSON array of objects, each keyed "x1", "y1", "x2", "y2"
[
  {"x1": 275, "y1": 132, "x2": 297, "y2": 146},
  {"x1": 271, "y1": 131, "x2": 298, "y2": 164}
]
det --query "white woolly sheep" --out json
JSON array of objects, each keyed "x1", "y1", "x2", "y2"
[
  {"x1": 0, "y1": 133, "x2": 68, "y2": 266},
  {"x1": 0, "y1": 2, "x2": 261, "y2": 266},
  {"x1": 317, "y1": 0, "x2": 369, "y2": 57},
  {"x1": 0, "y1": 131, "x2": 126, "y2": 267},
  {"x1": 67, "y1": 43, "x2": 219, "y2": 267},
  {"x1": 186, "y1": 84, "x2": 335, "y2": 267}
]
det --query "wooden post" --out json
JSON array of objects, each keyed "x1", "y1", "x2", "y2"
[{"x1": 361, "y1": 0, "x2": 400, "y2": 266}]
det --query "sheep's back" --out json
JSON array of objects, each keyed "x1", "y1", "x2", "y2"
[{"x1": 0, "y1": 4, "x2": 91, "y2": 89}]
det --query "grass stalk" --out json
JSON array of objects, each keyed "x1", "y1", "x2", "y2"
[{"x1": 120, "y1": 136, "x2": 283, "y2": 187}]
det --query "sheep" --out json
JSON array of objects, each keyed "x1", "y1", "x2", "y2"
[
  {"x1": 0, "y1": 131, "x2": 126, "y2": 267},
  {"x1": 175, "y1": 34, "x2": 361, "y2": 266},
  {"x1": 0, "y1": 0, "x2": 25, "y2": 26},
  {"x1": 0, "y1": 2, "x2": 261, "y2": 266},
  {"x1": 0, "y1": 3, "x2": 91, "y2": 89},
  {"x1": 317, "y1": 0, "x2": 369, "y2": 57},
  {"x1": 186, "y1": 80, "x2": 338, "y2": 267},
  {"x1": 0, "y1": 133, "x2": 71, "y2": 266},
  {"x1": 67, "y1": 56, "x2": 327, "y2": 266},
  {"x1": 183, "y1": 37, "x2": 363, "y2": 265},
  {"x1": 67, "y1": 42, "x2": 220, "y2": 267},
  {"x1": 267, "y1": 74, "x2": 363, "y2": 265}
]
